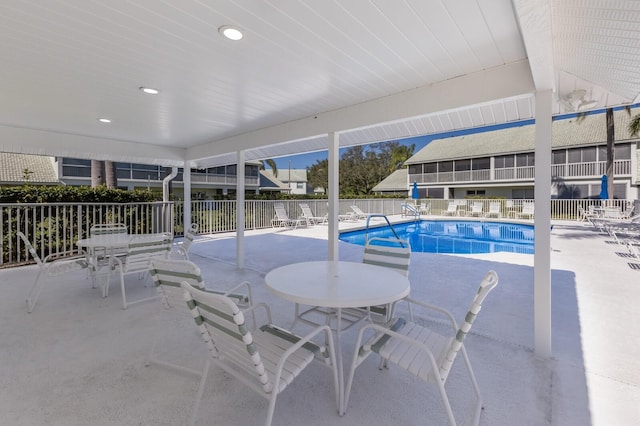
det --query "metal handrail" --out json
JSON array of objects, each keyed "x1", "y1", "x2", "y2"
[{"x1": 364, "y1": 214, "x2": 407, "y2": 247}]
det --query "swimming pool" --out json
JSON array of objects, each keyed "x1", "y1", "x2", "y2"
[{"x1": 339, "y1": 220, "x2": 534, "y2": 254}]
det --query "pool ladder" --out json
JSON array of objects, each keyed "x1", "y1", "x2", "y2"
[{"x1": 364, "y1": 214, "x2": 407, "y2": 248}]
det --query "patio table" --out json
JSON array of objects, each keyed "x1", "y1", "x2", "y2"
[{"x1": 264, "y1": 260, "x2": 410, "y2": 416}]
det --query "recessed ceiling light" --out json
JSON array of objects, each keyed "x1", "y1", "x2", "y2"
[
  {"x1": 219, "y1": 25, "x2": 243, "y2": 41},
  {"x1": 139, "y1": 86, "x2": 159, "y2": 95},
  {"x1": 97, "y1": 118, "x2": 111, "y2": 123}
]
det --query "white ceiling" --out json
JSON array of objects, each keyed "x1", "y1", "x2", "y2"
[{"x1": 0, "y1": 0, "x2": 638, "y2": 168}]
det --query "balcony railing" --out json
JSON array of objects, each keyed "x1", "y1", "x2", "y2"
[{"x1": 410, "y1": 160, "x2": 631, "y2": 184}]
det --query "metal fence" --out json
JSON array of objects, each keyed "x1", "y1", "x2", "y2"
[{"x1": 2, "y1": 198, "x2": 636, "y2": 268}]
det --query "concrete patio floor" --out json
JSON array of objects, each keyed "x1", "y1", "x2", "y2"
[{"x1": 0, "y1": 217, "x2": 638, "y2": 425}]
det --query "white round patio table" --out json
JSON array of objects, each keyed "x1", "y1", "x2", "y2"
[{"x1": 264, "y1": 260, "x2": 410, "y2": 416}]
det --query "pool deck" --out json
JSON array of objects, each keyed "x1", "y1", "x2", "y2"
[{"x1": 0, "y1": 214, "x2": 638, "y2": 425}]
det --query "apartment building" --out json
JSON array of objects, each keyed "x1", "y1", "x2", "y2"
[{"x1": 405, "y1": 108, "x2": 639, "y2": 200}]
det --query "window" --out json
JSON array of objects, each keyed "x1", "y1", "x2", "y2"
[
  {"x1": 582, "y1": 147, "x2": 596, "y2": 162},
  {"x1": 408, "y1": 164, "x2": 422, "y2": 174},
  {"x1": 423, "y1": 163, "x2": 437, "y2": 174},
  {"x1": 62, "y1": 158, "x2": 91, "y2": 166},
  {"x1": 466, "y1": 190, "x2": 485, "y2": 196},
  {"x1": 516, "y1": 153, "x2": 534, "y2": 167},
  {"x1": 455, "y1": 159, "x2": 471, "y2": 171},
  {"x1": 296, "y1": 182, "x2": 304, "y2": 189},
  {"x1": 62, "y1": 166, "x2": 91, "y2": 177},
  {"x1": 615, "y1": 144, "x2": 631, "y2": 160},
  {"x1": 472, "y1": 157, "x2": 490, "y2": 170},
  {"x1": 613, "y1": 183, "x2": 626, "y2": 199},
  {"x1": 426, "y1": 187, "x2": 444, "y2": 198},
  {"x1": 494, "y1": 155, "x2": 514, "y2": 168},
  {"x1": 438, "y1": 161, "x2": 453, "y2": 172},
  {"x1": 512, "y1": 188, "x2": 534, "y2": 199},
  {"x1": 552, "y1": 150, "x2": 566, "y2": 164}
]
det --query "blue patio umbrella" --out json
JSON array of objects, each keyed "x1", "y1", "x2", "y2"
[
  {"x1": 599, "y1": 175, "x2": 609, "y2": 200},
  {"x1": 411, "y1": 181, "x2": 419, "y2": 200}
]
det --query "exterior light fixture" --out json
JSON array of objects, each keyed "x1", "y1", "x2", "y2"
[
  {"x1": 139, "y1": 86, "x2": 159, "y2": 95},
  {"x1": 219, "y1": 25, "x2": 243, "y2": 41},
  {"x1": 97, "y1": 118, "x2": 112, "y2": 123}
]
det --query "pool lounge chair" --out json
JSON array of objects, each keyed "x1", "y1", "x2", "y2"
[
  {"x1": 517, "y1": 203, "x2": 535, "y2": 219},
  {"x1": 350, "y1": 205, "x2": 371, "y2": 219},
  {"x1": 272, "y1": 203, "x2": 306, "y2": 229},
  {"x1": 441, "y1": 201, "x2": 458, "y2": 216},
  {"x1": 418, "y1": 201, "x2": 431, "y2": 215},
  {"x1": 466, "y1": 201, "x2": 484, "y2": 217},
  {"x1": 299, "y1": 203, "x2": 326, "y2": 225},
  {"x1": 485, "y1": 202, "x2": 502, "y2": 218}
]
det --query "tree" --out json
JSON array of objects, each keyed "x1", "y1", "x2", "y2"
[
  {"x1": 308, "y1": 159, "x2": 328, "y2": 193},
  {"x1": 260, "y1": 159, "x2": 278, "y2": 177},
  {"x1": 628, "y1": 112, "x2": 640, "y2": 137},
  {"x1": 91, "y1": 160, "x2": 104, "y2": 187},
  {"x1": 91, "y1": 160, "x2": 118, "y2": 188},
  {"x1": 104, "y1": 160, "x2": 118, "y2": 189}
]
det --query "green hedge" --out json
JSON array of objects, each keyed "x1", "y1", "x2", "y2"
[{"x1": 0, "y1": 185, "x2": 159, "y2": 203}]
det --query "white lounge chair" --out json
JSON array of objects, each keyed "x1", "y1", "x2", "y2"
[
  {"x1": 442, "y1": 201, "x2": 458, "y2": 216},
  {"x1": 418, "y1": 201, "x2": 431, "y2": 215},
  {"x1": 350, "y1": 205, "x2": 371, "y2": 219},
  {"x1": 299, "y1": 203, "x2": 326, "y2": 225},
  {"x1": 345, "y1": 270, "x2": 499, "y2": 426},
  {"x1": 517, "y1": 203, "x2": 535, "y2": 219},
  {"x1": 181, "y1": 281, "x2": 340, "y2": 426},
  {"x1": 17, "y1": 231, "x2": 90, "y2": 313},
  {"x1": 271, "y1": 203, "x2": 306, "y2": 229},
  {"x1": 485, "y1": 202, "x2": 502, "y2": 218},
  {"x1": 466, "y1": 201, "x2": 484, "y2": 217}
]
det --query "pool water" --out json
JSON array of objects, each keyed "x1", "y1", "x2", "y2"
[{"x1": 339, "y1": 220, "x2": 534, "y2": 254}]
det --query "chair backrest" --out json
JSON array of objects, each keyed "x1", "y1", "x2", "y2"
[
  {"x1": 446, "y1": 202, "x2": 457, "y2": 212},
  {"x1": 149, "y1": 258, "x2": 204, "y2": 310},
  {"x1": 182, "y1": 224, "x2": 199, "y2": 254},
  {"x1": 299, "y1": 203, "x2": 313, "y2": 218},
  {"x1": 17, "y1": 231, "x2": 43, "y2": 268},
  {"x1": 362, "y1": 237, "x2": 411, "y2": 277},
  {"x1": 471, "y1": 202, "x2": 483, "y2": 212},
  {"x1": 522, "y1": 203, "x2": 534, "y2": 214},
  {"x1": 90, "y1": 223, "x2": 127, "y2": 236},
  {"x1": 125, "y1": 234, "x2": 172, "y2": 272},
  {"x1": 439, "y1": 270, "x2": 498, "y2": 379},
  {"x1": 274, "y1": 203, "x2": 291, "y2": 220},
  {"x1": 182, "y1": 281, "x2": 274, "y2": 393},
  {"x1": 351, "y1": 205, "x2": 366, "y2": 215},
  {"x1": 489, "y1": 202, "x2": 500, "y2": 213}
]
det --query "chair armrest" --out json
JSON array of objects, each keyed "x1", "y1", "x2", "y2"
[
  {"x1": 403, "y1": 297, "x2": 459, "y2": 331},
  {"x1": 273, "y1": 324, "x2": 336, "y2": 373},
  {"x1": 222, "y1": 280, "x2": 253, "y2": 304},
  {"x1": 240, "y1": 302, "x2": 272, "y2": 324},
  {"x1": 42, "y1": 249, "x2": 88, "y2": 263}
]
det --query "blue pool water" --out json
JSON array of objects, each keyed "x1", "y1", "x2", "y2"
[{"x1": 339, "y1": 220, "x2": 534, "y2": 254}]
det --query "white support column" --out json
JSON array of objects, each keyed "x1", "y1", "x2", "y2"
[
  {"x1": 534, "y1": 90, "x2": 553, "y2": 359},
  {"x1": 236, "y1": 150, "x2": 245, "y2": 269},
  {"x1": 328, "y1": 132, "x2": 339, "y2": 260},
  {"x1": 183, "y1": 162, "x2": 192, "y2": 230}
]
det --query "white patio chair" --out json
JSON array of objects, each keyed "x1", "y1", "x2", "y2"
[
  {"x1": 181, "y1": 281, "x2": 340, "y2": 426},
  {"x1": 17, "y1": 231, "x2": 90, "y2": 313},
  {"x1": 350, "y1": 205, "x2": 370, "y2": 219},
  {"x1": 466, "y1": 201, "x2": 484, "y2": 217},
  {"x1": 147, "y1": 259, "x2": 253, "y2": 376},
  {"x1": 418, "y1": 201, "x2": 431, "y2": 215},
  {"x1": 299, "y1": 203, "x2": 326, "y2": 225},
  {"x1": 110, "y1": 233, "x2": 173, "y2": 309},
  {"x1": 271, "y1": 203, "x2": 306, "y2": 229},
  {"x1": 345, "y1": 270, "x2": 499, "y2": 426},
  {"x1": 484, "y1": 202, "x2": 502, "y2": 218},
  {"x1": 173, "y1": 223, "x2": 199, "y2": 260},
  {"x1": 441, "y1": 201, "x2": 458, "y2": 216},
  {"x1": 517, "y1": 203, "x2": 535, "y2": 219}
]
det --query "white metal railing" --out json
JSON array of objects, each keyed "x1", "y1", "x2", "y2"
[
  {"x1": 2, "y1": 198, "x2": 637, "y2": 268},
  {"x1": 410, "y1": 159, "x2": 631, "y2": 183}
]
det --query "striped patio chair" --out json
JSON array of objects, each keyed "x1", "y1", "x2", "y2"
[
  {"x1": 345, "y1": 270, "x2": 499, "y2": 426},
  {"x1": 181, "y1": 281, "x2": 340, "y2": 426},
  {"x1": 110, "y1": 233, "x2": 173, "y2": 309},
  {"x1": 17, "y1": 231, "x2": 90, "y2": 313},
  {"x1": 173, "y1": 223, "x2": 199, "y2": 260},
  {"x1": 147, "y1": 258, "x2": 253, "y2": 376}
]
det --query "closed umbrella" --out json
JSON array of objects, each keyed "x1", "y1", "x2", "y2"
[
  {"x1": 411, "y1": 181, "x2": 419, "y2": 203},
  {"x1": 599, "y1": 175, "x2": 609, "y2": 200}
]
